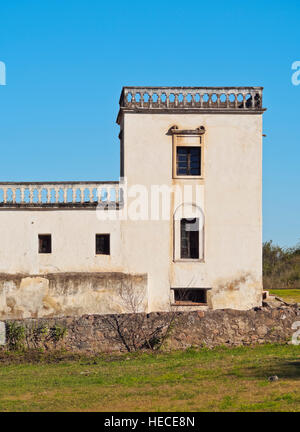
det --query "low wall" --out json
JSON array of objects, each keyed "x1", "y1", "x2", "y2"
[
  {"x1": 2, "y1": 304, "x2": 299, "y2": 352},
  {"x1": 0, "y1": 272, "x2": 147, "y2": 319}
]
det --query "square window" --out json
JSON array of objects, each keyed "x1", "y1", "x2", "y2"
[
  {"x1": 96, "y1": 234, "x2": 110, "y2": 255},
  {"x1": 176, "y1": 146, "x2": 201, "y2": 176},
  {"x1": 173, "y1": 288, "x2": 207, "y2": 305},
  {"x1": 38, "y1": 234, "x2": 51, "y2": 254}
]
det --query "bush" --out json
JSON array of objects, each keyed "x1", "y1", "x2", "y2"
[
  {"x1": 5, "y1": 322, "x2": 68, "y2": 351},
  {"x1": 263, "y1": 241, "x2": 300, "y2": 289},
  {"x1": 6, "y1": 322, "x2": 26, "y2": 350}
]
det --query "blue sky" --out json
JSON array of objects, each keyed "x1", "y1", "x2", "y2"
[{"x1": 0, "y1": 0, "x2": 299, "y2": 247}]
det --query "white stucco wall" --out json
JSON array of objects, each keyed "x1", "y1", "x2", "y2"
[
  {"x1": 0, "y1": 210, "x2": 123, "y2": 274},
  {"x1": 121, "y1": 112, "x2": 262, "y2": 311},
  {"x1": 0, "y1": 110, "x2": 263, "y2": 315}
]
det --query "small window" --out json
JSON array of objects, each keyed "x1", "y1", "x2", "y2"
[
  {"x1": 173, "y1": 288, "x2": 207, "y2": 305},
  {"x1": 180, "y1": 218, "x2": 199, "y2": 259},
  {"x1": 176, "y1": 146, "x2": 201, "y2": 176},
  {"x1": 38, "y1": 234, "x2": 51, "y2": 254},
  {"x1": 96, "y1": 234, "x2": 110, "y2": 255}
]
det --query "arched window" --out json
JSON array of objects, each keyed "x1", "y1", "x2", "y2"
[{"x1": 173, "y1": 203, "x2": 204, "y2": 261}]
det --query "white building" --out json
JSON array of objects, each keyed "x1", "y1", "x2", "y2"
[{"x1": 0, "y1": 87, "x2": 266, "y2": 319}]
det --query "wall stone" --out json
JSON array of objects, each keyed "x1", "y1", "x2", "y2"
[{"x1": 2, "y1": 304, "x2": 299, "y2": 352}]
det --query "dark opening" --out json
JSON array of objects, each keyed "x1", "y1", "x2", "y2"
[
  {"x1": 176, "y1": 146, "x2": 201, "y2": 176},
  {"x1": 174, "y1": 288, "x2": 207, "y2": 305},
  {"x1": 96, "y1": 234, "x2": 110, "y2": 255},
  {"x1": 180, "y1": 218, "x2": 199, "y2": 259},
  {"x1": 38, "y1": 234, "x2": 51, "y2": 254}
]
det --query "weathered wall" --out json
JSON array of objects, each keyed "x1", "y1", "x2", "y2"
[
  {"x1": 0, "y1": 272, "x2": 147, "y2": 319},
  {"x1": 2, "y1": 305, "x2": 299, "y2": 352},
  {"x1": 122, "y1": 113, "x2": 263, "y2": 311},
  {"x1": 0, "y1": 111, "x2": 263, "y2": 313}
]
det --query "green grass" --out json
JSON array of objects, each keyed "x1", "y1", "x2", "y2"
[
  {"x1": 269, "y1": 289, "x2": 300, "y2": 304},
  {"x1": 0, "y1": 344, "x2": 299, "y2": 412}
]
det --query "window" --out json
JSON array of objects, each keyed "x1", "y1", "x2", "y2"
[
  {"x1": 38, "y1": 234, "x2": 51, "y2": 254},
  {"x1": 96, "y1": 234, "x2": 110, "y2": 255},
  {"x1": 176, "y1": 147, "x2": 201, "y2": 176},
  {"x1": 171, "y1": 128, "x2": 204, "y2": 179},
  {"x1": 173, "y1": 204, "x2": 204, "y2": 262},
  {"x1": 180, "y1": 218, "x2": 199, "y2": 259},
  {"x1": 173, "y1": 288, "x2": 207, "y2": 305}
]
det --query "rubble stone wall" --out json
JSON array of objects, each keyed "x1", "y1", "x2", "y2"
[{"x1": 1, "y1": 304, "x2": 299, "y2": 352}]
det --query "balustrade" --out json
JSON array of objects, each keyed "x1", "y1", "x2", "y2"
[
  {"x1": 119, "y1": 86, "x2": 264, "y2": 111},
  {"x1": 0, "y1": 182, "x2": 121, "y2": 208}
]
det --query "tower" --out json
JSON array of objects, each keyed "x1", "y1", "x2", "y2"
[{"x1": 117, "y1": 87, "x2": 265, "y2": 311}]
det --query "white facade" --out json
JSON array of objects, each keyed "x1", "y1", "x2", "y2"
[{"x1": 0, "y1": 87, "x2": 265, "y2": 318}]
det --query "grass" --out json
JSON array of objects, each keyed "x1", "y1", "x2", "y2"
[
  {"x1": 269, "y1": 289, "x2": 300, "y2": 304},
  {"x1": 0, "y1": 344, "x2": 299, "y2": 412}
]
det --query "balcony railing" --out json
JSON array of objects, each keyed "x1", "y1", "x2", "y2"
[
  {"x1": 0, "y1": 181, "x2": 121, "y2": 209},
  {"x1": 118, "y1": 86, "x2": 265, "y2": 118}
]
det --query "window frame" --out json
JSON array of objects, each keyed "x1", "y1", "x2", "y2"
[
  {"x1": 170, "y1": 288, "x2": 211, "y2": 306},
  {"x1": 173, "y1": 204, "x2": 205, "y2": 263},
  {"x1": 176, "y1": 146, "x2": 201, "y2": 177},
  {"x1": 172, "y1": 134, "x2": 204, "y2": 179},
  {"x1": 180, "y1": 218, "x2": 200, "y2": 259}
]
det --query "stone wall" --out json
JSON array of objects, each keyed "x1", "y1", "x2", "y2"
[
  {"x1": 2, "y1": 304, "x2": 299, "y2": 352},
  {"x1": 0, "y1": 272, "x2": 147, "y2": 319}
]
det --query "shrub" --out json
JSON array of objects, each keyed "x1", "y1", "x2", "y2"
[
  {"x1": 6, "y1": 322, "x2": 26, "y2": 350},
  {"x1": 263, "y1": 241, "x2": 300, "y2": 289}
]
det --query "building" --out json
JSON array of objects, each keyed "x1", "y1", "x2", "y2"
[{"x1": 0, "y1": 86, "x2": 266, "y2": 319}]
